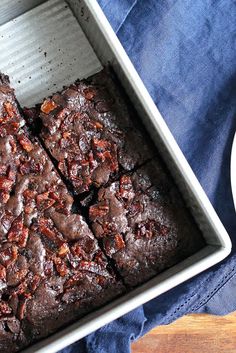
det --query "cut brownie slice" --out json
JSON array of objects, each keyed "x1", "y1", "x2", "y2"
[
  {"x1": 89, "y1": 158, "x2": 205, "y2": 287},
  {"x1": 24, "y1": 68, "x2": 155, "y2": 194},
  {"x1": 0, "y1": 74, "x2": 124, "y2": 352}
]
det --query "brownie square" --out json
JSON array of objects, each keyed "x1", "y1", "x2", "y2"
[
  {"x1": 89, "y1": 157, "x2": 205, "y2": 287},
  {"x1": 24, "y1": 68, "x2": 155, "y2": 195}
]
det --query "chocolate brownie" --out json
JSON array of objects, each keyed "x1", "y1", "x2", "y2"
[
  {"x1": 24, "y1": 68, "x2": 155, "y2": 194},
  {"x1": 0, "y1": 74, "x2": 124, "y2": 352},
  {"x1": 89, "y1": 158, "x2": 205, "y2": 287},
  {"x1": 0, "y1": 68, "x2": 205, "y2": 352}
]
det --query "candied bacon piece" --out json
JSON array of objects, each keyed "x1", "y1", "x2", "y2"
[
  {"x1": 68, "y1": 161, "x2": 80, "y2": 180},
  {"x1": 78, "y1": 260, "x2": 110, "y2": 277},
  {"x1": 39, "y1": 218, "x2": 64, "y2": 246},
  {"x1": 39, "y1": 219, "x2": 56, "y2": 240},
  {"x1": 114, "y1": 234, "x2": 125, "y2": 250},
  {"x1": 8, "y1": 214, "x2": 23, "y2": 242},
  {"x1": 41, "y1": 99, "x2": 58, "y2": 114},
  {"x1": 104, "y1": 234, "x2": 125, "y2": 256},
  {"x1": 53, "y1": 257, "x2": 69, "y2": 277},
  {"x1": 39, "y1": 219, "x2": 56, "y2": 238},
  {"x1": 0, "y1": 264, "x2": 6, "y2": 281},
  {"x1": 119, "y1": 175, "x2": 134, "y2": 200},
  {"x1": 102, "y1": 150, "x2": 118, "y2": 172},
  {"x1": 70, "y1": 243, "x2": 87, "y2": 260},
  {"x1": 0, "y1": 176, "x2": 13, "y2": 191},
  {"x1": 23, "y1": 189, "x2": 37, "y2": 213},
  {"x1": 18, "y1": 227, "x2": 29, "y2": 248},
  {"x1": 96, "y1": 275, "x2": 107, "y2": 286},
  {"x1": 23, "y1": 189, "x2": 37, "y2": 199},
  {"x1": 30, "y1": 274, "x2": 41, "y2": 292},
  {"x1": 88, "y1": 151, "x2": 97, "y2": 169},
  {"x1": 58, "y1": 243, "x2": 69, "y2": 257},
  {"x1": 92, "y1": 138, "x2": 110, "y2": 153},
  {"x1": 128, "y1": 202, "x2": 143, "y2": 216},
  {"x1": 7, "y1": 218, "x2": 28, "y2": 246},
  {"x1": 94, "y1": 121, "x2": 103, "y2": 129},
  {"x1": 48, "y1": 191, "x2": 63, "y2": 205},
  {"x1": 135, "y1": 220, "x2": 170, "y2": 239},
  {"x1": 39, "y1": 226, "x2": 56, "y2": 240},
  {"x1": 64, "y1": 272, "x2": 83, "y2": 289},
  {"x1": 92, "y1": 138, "x2": 118, "y2": 173},
  {"x1": 9, "y1": 137, "x2": 17, "y2": 153},
  {"x1": 103, "y1": 238, "x2": 112, "y2": 256},
  {"x1": 0, "y1": 191, "x2": 10, "y2": 204},
  {"x1": 0, "y1": 301, "x2": 12, "y2": 316},
  {"x1": 48, "y1": 191, "x2": 60, "y2": 202},
  {"x1": 0, "y1": 121, "x2": 20, "y2": 135},
  {"x1": 24, "y1": 205, "x2": 34, "y2": 214},
  {"x1": 17, "y1": 134, "x2": 33, "y2": 152},
  {"x1": 0, "y1": 245, "x2": 18, "y2": 267},
  {"x1": 0, "y1": 126, "x2": 6, "y2": 137},
  {"x1": 3, "y1": 101, "x2": 17, "y2": 119},
  {"x1": 68, "y1": 243, "x2": 88, "y2": 268},
  {"x1": 62, "y1": 131, "x2": 71, "y2": 139},
  {"x1": 30, "y1": 161, "x2": 43, "y2": 174},
  {"x1": 0, "y1": 117, "x2": 7, "y2": 124},
  {"x1": 19, "y1": 160, "x2": 43, "y2": 175},
  {"x1": 89, "y1": 202, "x2": 109, "y2": 220},
  {"x1": 0, "y1": 213, "x2": 13, "y2": 234},
  {"x1": 136, "y1": 221, "x2": 153, "y2": 239},
  {"x1": 48, "y1": 191, "x2": 67, "y2": 213},
  {"x1": 36, "y1": 191, "x2": 56, "y2": 210},
  {"x1": 18, "y1": 161, "x2": 30, "y2": 175},
  {"x1": 93, "y1": 250, "x2": 106, "y2": 266},
  {"x1": 10, "y1": 121, "x2": 20, "y2": 132},
  {"x1": 71, "y1": 243, "x2": 83, "y2": 256},
  {"x1": 56, "y1": 108, "x2": 67, "y2": 120},
  {"x1": 0, "y1": 165, "x2": 7, "y2": 175},
  {"x1": 83, "y1": 87, "x2": 96, "y2": 100},
  {"x1": 12, "y1": 279, "x2": 28, "y2": 296},
  {"x1": 80, "y1": 159, "x2": 89, "y2": 167},
  {"x1": 159, "y1": 224, "x2": 170, "y2": 236}
]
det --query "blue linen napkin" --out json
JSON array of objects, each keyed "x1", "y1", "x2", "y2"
[{"x1": 62, "y1": 1, "x2": 236, "y2": 352}]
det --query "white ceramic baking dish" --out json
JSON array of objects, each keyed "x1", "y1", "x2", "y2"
[{"x1": 0, "y1": 0, "x2": 232, "y2": 352}]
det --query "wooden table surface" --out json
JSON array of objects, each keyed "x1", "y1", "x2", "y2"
[{"x1": 131, "y1": 312, "x2": 236, "y2": 353}]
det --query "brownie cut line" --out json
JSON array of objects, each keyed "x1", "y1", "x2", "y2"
[{"x1": 0, "y1": 73, "x2": 124, "y2": 353}]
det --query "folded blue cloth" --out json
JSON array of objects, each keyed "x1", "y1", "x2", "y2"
[{"x1": 63, "y1": 1, "x2": 236, "y2": 352}]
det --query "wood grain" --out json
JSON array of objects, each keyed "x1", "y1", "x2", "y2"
[{"x1": 131, "y1": 312, "x2": 236, "y2": 353}]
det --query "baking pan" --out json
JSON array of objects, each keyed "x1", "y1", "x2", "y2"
[{"x1": 0, "y1": 0, "x2": 231, "y2": 352}]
